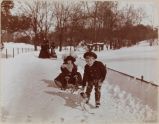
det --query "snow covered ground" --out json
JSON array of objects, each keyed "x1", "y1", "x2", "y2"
[{"x1": 0, "y1": 41, "x2": 158, "y2": 124}]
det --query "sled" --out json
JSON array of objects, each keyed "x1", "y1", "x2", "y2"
[
  {"x1": 54, "y1": 80, "x2": 95, "y2": 114},
  {"x1": 54, "y1": 80, "x2": 82, "y2": 94}
]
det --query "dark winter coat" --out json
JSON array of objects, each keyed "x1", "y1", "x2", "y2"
[
  {"x1": 55, "y1": 63, "x2": 82, "y2": 85},
  {"x1": 60, "y1": 63, "x2": 78, "y2": 77},
  {"x1": 39, "y1": 43, "x2": 50, "y2": 58},
  {"x1": 82, "y1": 61, "x2": 107, "y2": 86}
]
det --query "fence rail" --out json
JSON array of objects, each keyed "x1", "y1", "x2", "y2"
[{"x1": 107, "y1": 67, "x2": 159, "y2": 87}]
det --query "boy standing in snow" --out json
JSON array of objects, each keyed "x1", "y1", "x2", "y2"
[{"x1": 81, "y1": 51, "x2": 107, "y2": 108}]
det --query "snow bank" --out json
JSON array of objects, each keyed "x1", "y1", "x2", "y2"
[
  {"x1": 107, "y1": 68, "x2": 158, "y2": 111},
  {"x1": 0, "y1": 42, "x2": 39, "y2": 59},
  {"x1": 4, "y1": 42, "x2": 34, "y2": 49}
]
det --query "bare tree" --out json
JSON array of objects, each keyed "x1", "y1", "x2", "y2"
[
  {"x1": 1, "y1": 0, "x2": 14, "y2": 42},
  {"x1": 53, "y1": 1, "x2": 74, "y2": 51},
  {"x1": 82, "y1": 1, "x2": 119, "y2": 45},
  {"x1": 67, "y1": 2, "x2": 86, "y2": 48},
  {"x1": 12, "y1": 0, "x2": 148, "y2": 50},
  {"x1": 79, "y1": 1, "x2": 99, "y2": 44},
  {"x1": 121, "y1": 5, "x2": 146, "y2": 26},
  {"x1": 17, "y1": 0, "x2": 55, "y2": 50}
]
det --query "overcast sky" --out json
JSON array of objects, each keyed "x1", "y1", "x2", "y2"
[
  {"x1": 11, "y1": 0, "x2": 158, "y2": 27},
  {"x1": 118, "y1": 1, "x2": 158, "y2": 27}
]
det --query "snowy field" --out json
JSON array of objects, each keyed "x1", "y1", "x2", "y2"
[
  {"x1": 0, "y1": 41, "x2": 158, "y2": 124},
  {"x1": 97, "y1": 41, "x2": 159, "y2": 84}
]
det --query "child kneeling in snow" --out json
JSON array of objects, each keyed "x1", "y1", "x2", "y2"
[{"x1": 54, "y1": 55, "x2": 82, "y2": 90}]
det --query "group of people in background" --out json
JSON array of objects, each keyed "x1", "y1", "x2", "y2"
[
  {"x1": 39, "y1": 40, "x2": 57, "y2": 58},
  {"x1": 54, "y1": 51, "x2": 107, "y2": 108}
]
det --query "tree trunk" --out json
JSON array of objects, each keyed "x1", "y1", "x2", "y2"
[
  {"x1": 59, "y1": 41, "x2": 62, "y2": 51},
  {"x1": 34, "y1": 44, "x2": 38, "y2": 51},
  {"x1": 34, "y1": 33, "x2": 38, "y2": 51},
  {"x1": 59, "y1": 32, "x2": 62, "y2": 52}
]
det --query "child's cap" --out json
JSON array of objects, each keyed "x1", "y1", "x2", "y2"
[
  {"x1": 64, "y1": 55, "x2": 76, "y2": 63},
  {"x1": 83, "y1": 51, "x2": 97, "y2": 59}
]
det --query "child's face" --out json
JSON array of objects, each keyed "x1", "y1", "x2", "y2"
[
  {"x1": 85, "y1": 56, "x2": 95, "y2": 66},
  {"x1": 67, "y1": 60, "x2": 73, "y2": 65}
]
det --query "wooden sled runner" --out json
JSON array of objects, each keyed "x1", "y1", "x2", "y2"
[{"x1": 54, "y1": 80, "x2": 82, "y2": 94}]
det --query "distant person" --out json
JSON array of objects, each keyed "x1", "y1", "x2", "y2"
[
  {"x1": 39, "y1": 40, "x2": 50, "y2": 58},
  {"x1": 80, "y1": 51, "x2": 107, "y2": 108},
  {"x1": 54, "y1": 55, "x2": 82, "y2": 90},
  {"x1": 0, "y1": 42, "x2": 4, "y2": 50},
  {"x1": 50, "y1": 42, "x2": 57, "y2": 58}
]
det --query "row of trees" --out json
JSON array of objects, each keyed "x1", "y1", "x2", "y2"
[
  {"x1": 1, "y1": 0, "x2": 158, "y2": 51},
  {"x1": 1, "y1": 0, "x2": 32, "y2": 44}
]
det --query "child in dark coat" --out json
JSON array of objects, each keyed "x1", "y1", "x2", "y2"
[
  {"x1": 54, "y1": 55, "x2": 82, "y2": 89},
  {"x1": 81, "y1": 51, "x2": 107, "y2": 107}
]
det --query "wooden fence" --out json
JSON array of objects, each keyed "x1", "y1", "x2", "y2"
[{"x1": 1, "y1": 48, "x2": 35, "y2": 58}]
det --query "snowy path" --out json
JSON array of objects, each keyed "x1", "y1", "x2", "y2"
[{"x1": 0, "y1": 52, "x2": 156, "y2": 124}]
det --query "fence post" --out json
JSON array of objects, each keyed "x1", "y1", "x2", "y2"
[
  {"x1": 22, "y1": 48, "x2": 23, "y2": 53},
  {"x1": 13, "y1": 48, "x2": 14, "y2": 58},
  {"x1": 141, "y1": 75, "x2": 144, "y2": 81},
  {"x1": 17, "y1": 48, "x2": 19, "y2": 54},
  {"x1": 6, "y1": 49, "x2": 8, "y2": 58}
]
